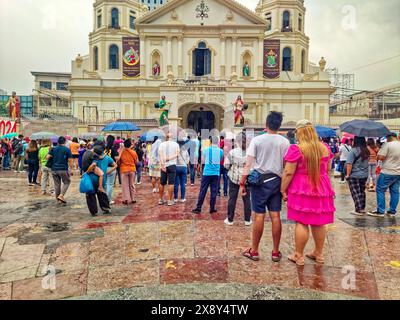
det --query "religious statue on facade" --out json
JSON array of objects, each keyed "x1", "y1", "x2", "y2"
[
  {"x1": 243, "y1": 61, "x2": 250, "y2": 77},
  {"x1": 152, "y1": 61, "x2": 161, "y2": 76},
  {"x1": 154, "y1": 95, "x2": 171, "y2": 126},
  {"x1": 6, "y1": 92, "x2": 20, "y2": 120},
  {"x1": 233, "y1": 95, "x2": 248, "y2": 127}
]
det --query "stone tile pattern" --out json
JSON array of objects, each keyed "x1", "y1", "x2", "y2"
[{"x1": 0, "y1": 173, "x2": 398, "y2": 300}]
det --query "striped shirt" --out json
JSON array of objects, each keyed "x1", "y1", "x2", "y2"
[{"x1": 224, "y1": 147, "x2": 247, "y2": 185}]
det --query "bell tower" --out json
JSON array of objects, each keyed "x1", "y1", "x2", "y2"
[
  {"x1": 256, "y1": 0, "x2": 309, "y2": 75},
  {"x1": 89, "y1": 0, "x2": 148, "y2": 75}
]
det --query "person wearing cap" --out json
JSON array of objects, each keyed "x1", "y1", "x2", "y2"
[
  {"x1": 369, "y1": 132, "x2": 400, "y2": 217},
  {"x1": 280, "y1": 120, "x2": 335, "y2": 266},
  {"x1": 83, "y1": 145, "x2": 117, "y2": 216},
  {"x1": 241, "y1": 111, "x2": 290, "y2": 263}
]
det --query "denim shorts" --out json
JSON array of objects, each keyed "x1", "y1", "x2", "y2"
[{"x1": 250, "y1": 175, "x2": 282, "y2": 214}]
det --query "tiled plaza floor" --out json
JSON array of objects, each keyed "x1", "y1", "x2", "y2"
[{"x1": 0, "y1": 170, "x2": 398, "y2": 300}]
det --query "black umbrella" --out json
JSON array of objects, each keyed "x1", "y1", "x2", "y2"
[{"x1": 339, "y1": 120, "x2": 391, "y2": 137}]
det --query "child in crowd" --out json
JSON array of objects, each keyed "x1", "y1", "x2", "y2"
[{"x1": 83, "y1": 147, "x2": 105, "y2": 193}]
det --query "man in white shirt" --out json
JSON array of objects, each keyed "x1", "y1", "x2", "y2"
[
  {"x1": 240, "y1": 112, "x2": 290, "y2": 263},
  {"x1": 337, "y1": 139, "x2": 352, "y2": 183},
  {"x1": 158, "y1": 132, "x2": 180, "y2": 206},
  {"x1": 369, "y1": 132, "x2": 400, "y2": 217},
  {"x1": 149, "y1": 136, "x2": 162, "y2": 193}
]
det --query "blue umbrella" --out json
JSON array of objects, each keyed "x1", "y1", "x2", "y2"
[
  {"x1": 1, "y1": 132, "x2": 18, "y2": 139},
  {"x1": 315, "y1": 126, "x2": 337, "y2": 138},
  {"x1": 102, "y1": 122, "x2": 140, "y2": 132}
]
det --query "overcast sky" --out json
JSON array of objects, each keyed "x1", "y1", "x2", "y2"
[{"x1": 0, "y1": 0, "x2": 399, "y2": 95}]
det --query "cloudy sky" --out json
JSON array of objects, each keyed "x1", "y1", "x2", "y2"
[{"x1": 0, "y1": 0, "x2": 399, "y2": 94}]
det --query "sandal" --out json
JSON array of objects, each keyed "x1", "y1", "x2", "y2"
[
  {"x1": 288, "y1": 254, "x2": 305, "y2": 266},
  {"x1": 243, "y1": 248, "x2": 260, "y2": 261},
  {"x1": 57, "y1": 196, "x2": 66, "y2": 204},
  {"x1": 272, "y1": 251, "x2": 282, "y2": 262},
  {"x1": 306, "y1": 252, "x2": 325, "y2": 264}
]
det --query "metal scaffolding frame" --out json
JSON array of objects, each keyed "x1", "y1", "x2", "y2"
[{"x1": 326, "y1": 68, "x2": 355, "y2": 103}]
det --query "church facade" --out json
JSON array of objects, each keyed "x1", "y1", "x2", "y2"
[{"x1": 69, "y1": 0, "x2": 333, "y2": 131}]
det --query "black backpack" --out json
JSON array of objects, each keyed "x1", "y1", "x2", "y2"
[{"x1": 13, "y1": 141, "x2": 23, "y2": 156}]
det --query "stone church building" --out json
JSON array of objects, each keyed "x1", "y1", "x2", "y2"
[{"x1": 69, "y1": 0, "x2": 333, "y2": 131}]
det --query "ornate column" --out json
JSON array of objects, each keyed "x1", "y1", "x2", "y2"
[
  {"x1": 220, "y1": 36, "x2": 226, "y2": 79},
  {"x1": 258, "y1": 35, "x2": 264, "y2": 78},
  {"x1": 167, "y1": 36, "x2": 172, "y2": 73},
  {"x1": 231, "y1": 36, "x2": 237, "y2": 73},
  {"x1": 134, "y1": 100, "x2": 141, "y2": 119},
  {"x1": 177, "y1": 35, "x2": 183, "y2": 78},
  {"x1": 140, "y1": 35, "x2": 146, "y2": 78}
]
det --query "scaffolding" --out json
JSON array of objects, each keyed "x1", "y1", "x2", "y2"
[{"x1": 326, "y1": 68, "x2": 355, "y2": 103}]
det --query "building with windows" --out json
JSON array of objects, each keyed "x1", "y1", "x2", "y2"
[
  {"x1": 31, "y1": 71, "x2": 71, "y2": 116},
  {"x1": 140, "y1": 0, "x2": 166, "y2": 11},
  {"x1": 69, "y1": 0, "x2": 333, "y2": 131},
  {"x1": 329, "y1": 83, "x2": 400, "y2": 128}
]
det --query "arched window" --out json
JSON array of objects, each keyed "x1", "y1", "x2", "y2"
[
  {"x1": 111, "y1": 8, "x2": 119, "y2": 28},
  {"x1": 94, "y1": 46, "x2": 98, "y2": 71},
  {"x1": 282, "y1": 47, "x2": 292, "y2": 71},
  {"x1": 109, "y1": 44, "x2": 119, "y2": 69},
  {"x1": 282, "y1": 11, "x2": 290, "y2": 31},
  {"x1": 192, "y1": 42, "x2": 211, "y2": 76},
  {"x1": 301, "y1": 49, "x2": 306, "y2": 74},
  {"x1": 151, "y1": 50, "x2": 161, "y2": 77}
]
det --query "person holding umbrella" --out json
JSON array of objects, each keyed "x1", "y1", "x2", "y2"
[{"x1": 345, "y1": 137, "x2": 370, "y2": 215}]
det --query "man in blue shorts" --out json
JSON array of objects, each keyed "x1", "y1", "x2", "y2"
[{"x1": 240, "y1": 112, "x2": 290, "y2": 262}]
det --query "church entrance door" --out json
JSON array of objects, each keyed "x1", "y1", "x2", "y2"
[{"x1": 187, "y1": 110, "x2": 215, "y2": 132}]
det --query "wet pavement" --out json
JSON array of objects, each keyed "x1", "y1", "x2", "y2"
[{"x1": 0, "y1": 170, "x2": 398, "y2": 300}]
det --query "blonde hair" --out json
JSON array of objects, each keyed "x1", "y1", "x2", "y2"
[{"x1": 296, "y1": 124, "x2": 326, "y2": 188}]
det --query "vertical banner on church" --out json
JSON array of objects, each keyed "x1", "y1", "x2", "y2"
[
  {"x1": 122, "y1": 37, "x2": 140, "y2": 78},
  {"x1": 263, "y1": 39, "x2": 280, "y2": 79}
]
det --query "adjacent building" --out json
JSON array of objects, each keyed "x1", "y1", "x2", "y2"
[
  {"x1": 31, "y1": 71, "x2": 71, "y2": 116},
  {"x1": 330, "y1": 83, "x2": 400, "y2": 127}
]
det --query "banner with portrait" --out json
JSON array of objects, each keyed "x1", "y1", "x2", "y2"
[
  {"x1": 122, "y1": 37, "x2": 140, "y2": 78},
  {"x1": 263, "y1": 39, "x2": 280, "y2": 79}
]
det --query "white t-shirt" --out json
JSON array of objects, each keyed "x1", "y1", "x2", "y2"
[
  {"x1": 378, "y1": 140, "x2": 400, "y2": 175},
  {"x1": 158, "y1": 140, "x2": 180, "y2": 167},
  {"x1": 339, "y1": 144, "x2": 351, "y2": 161},
  {"x1": 150, "y1": 139, "x2": 162, "y2": 163},
  {"x1": 247, "y1": 133, "x2": 290, "y2": 177}
]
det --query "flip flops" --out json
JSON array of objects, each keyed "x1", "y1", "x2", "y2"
[
  {"x1": 57, "y1": 196, "x2": 66, "y2": 204},
  {"x1": 288, "y1": 254, "x2": 305, "y2": 266},
  {"x1": 306, "y1": 253, "x2": 325, "y2": 264}
]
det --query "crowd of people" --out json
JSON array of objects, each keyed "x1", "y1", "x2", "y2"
[{"x1": 1, "y1": 112, "x2": 399, "y2": 265}]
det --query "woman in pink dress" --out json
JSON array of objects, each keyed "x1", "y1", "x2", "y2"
[{"x1": 281, "y1": 120, "x2": 335, "y2": 266}]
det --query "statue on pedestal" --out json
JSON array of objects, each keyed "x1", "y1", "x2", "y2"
[
  {"x1": 152, "y1": 61, "x2": 160, "y2": 76},
  {"x1": 243, "y1": 61, "x2": 250, "y2": 77},
  {"x1": 233, "y1": 95, "x2": 248, "y2": 127},
  {"x1": 6, "y1": 91, "x2": 20, "y2": 120},
  {"x1": 154, "y1": 95, "x2": 170, "y2": 126}
]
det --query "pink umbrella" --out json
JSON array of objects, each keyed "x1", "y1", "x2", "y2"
[
  {"x1": 65, "y1": 135, "x2": 72, "y2": 140},
  {"x1": 342, "y1": 132, "x2": 354, "y2": 144}
]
